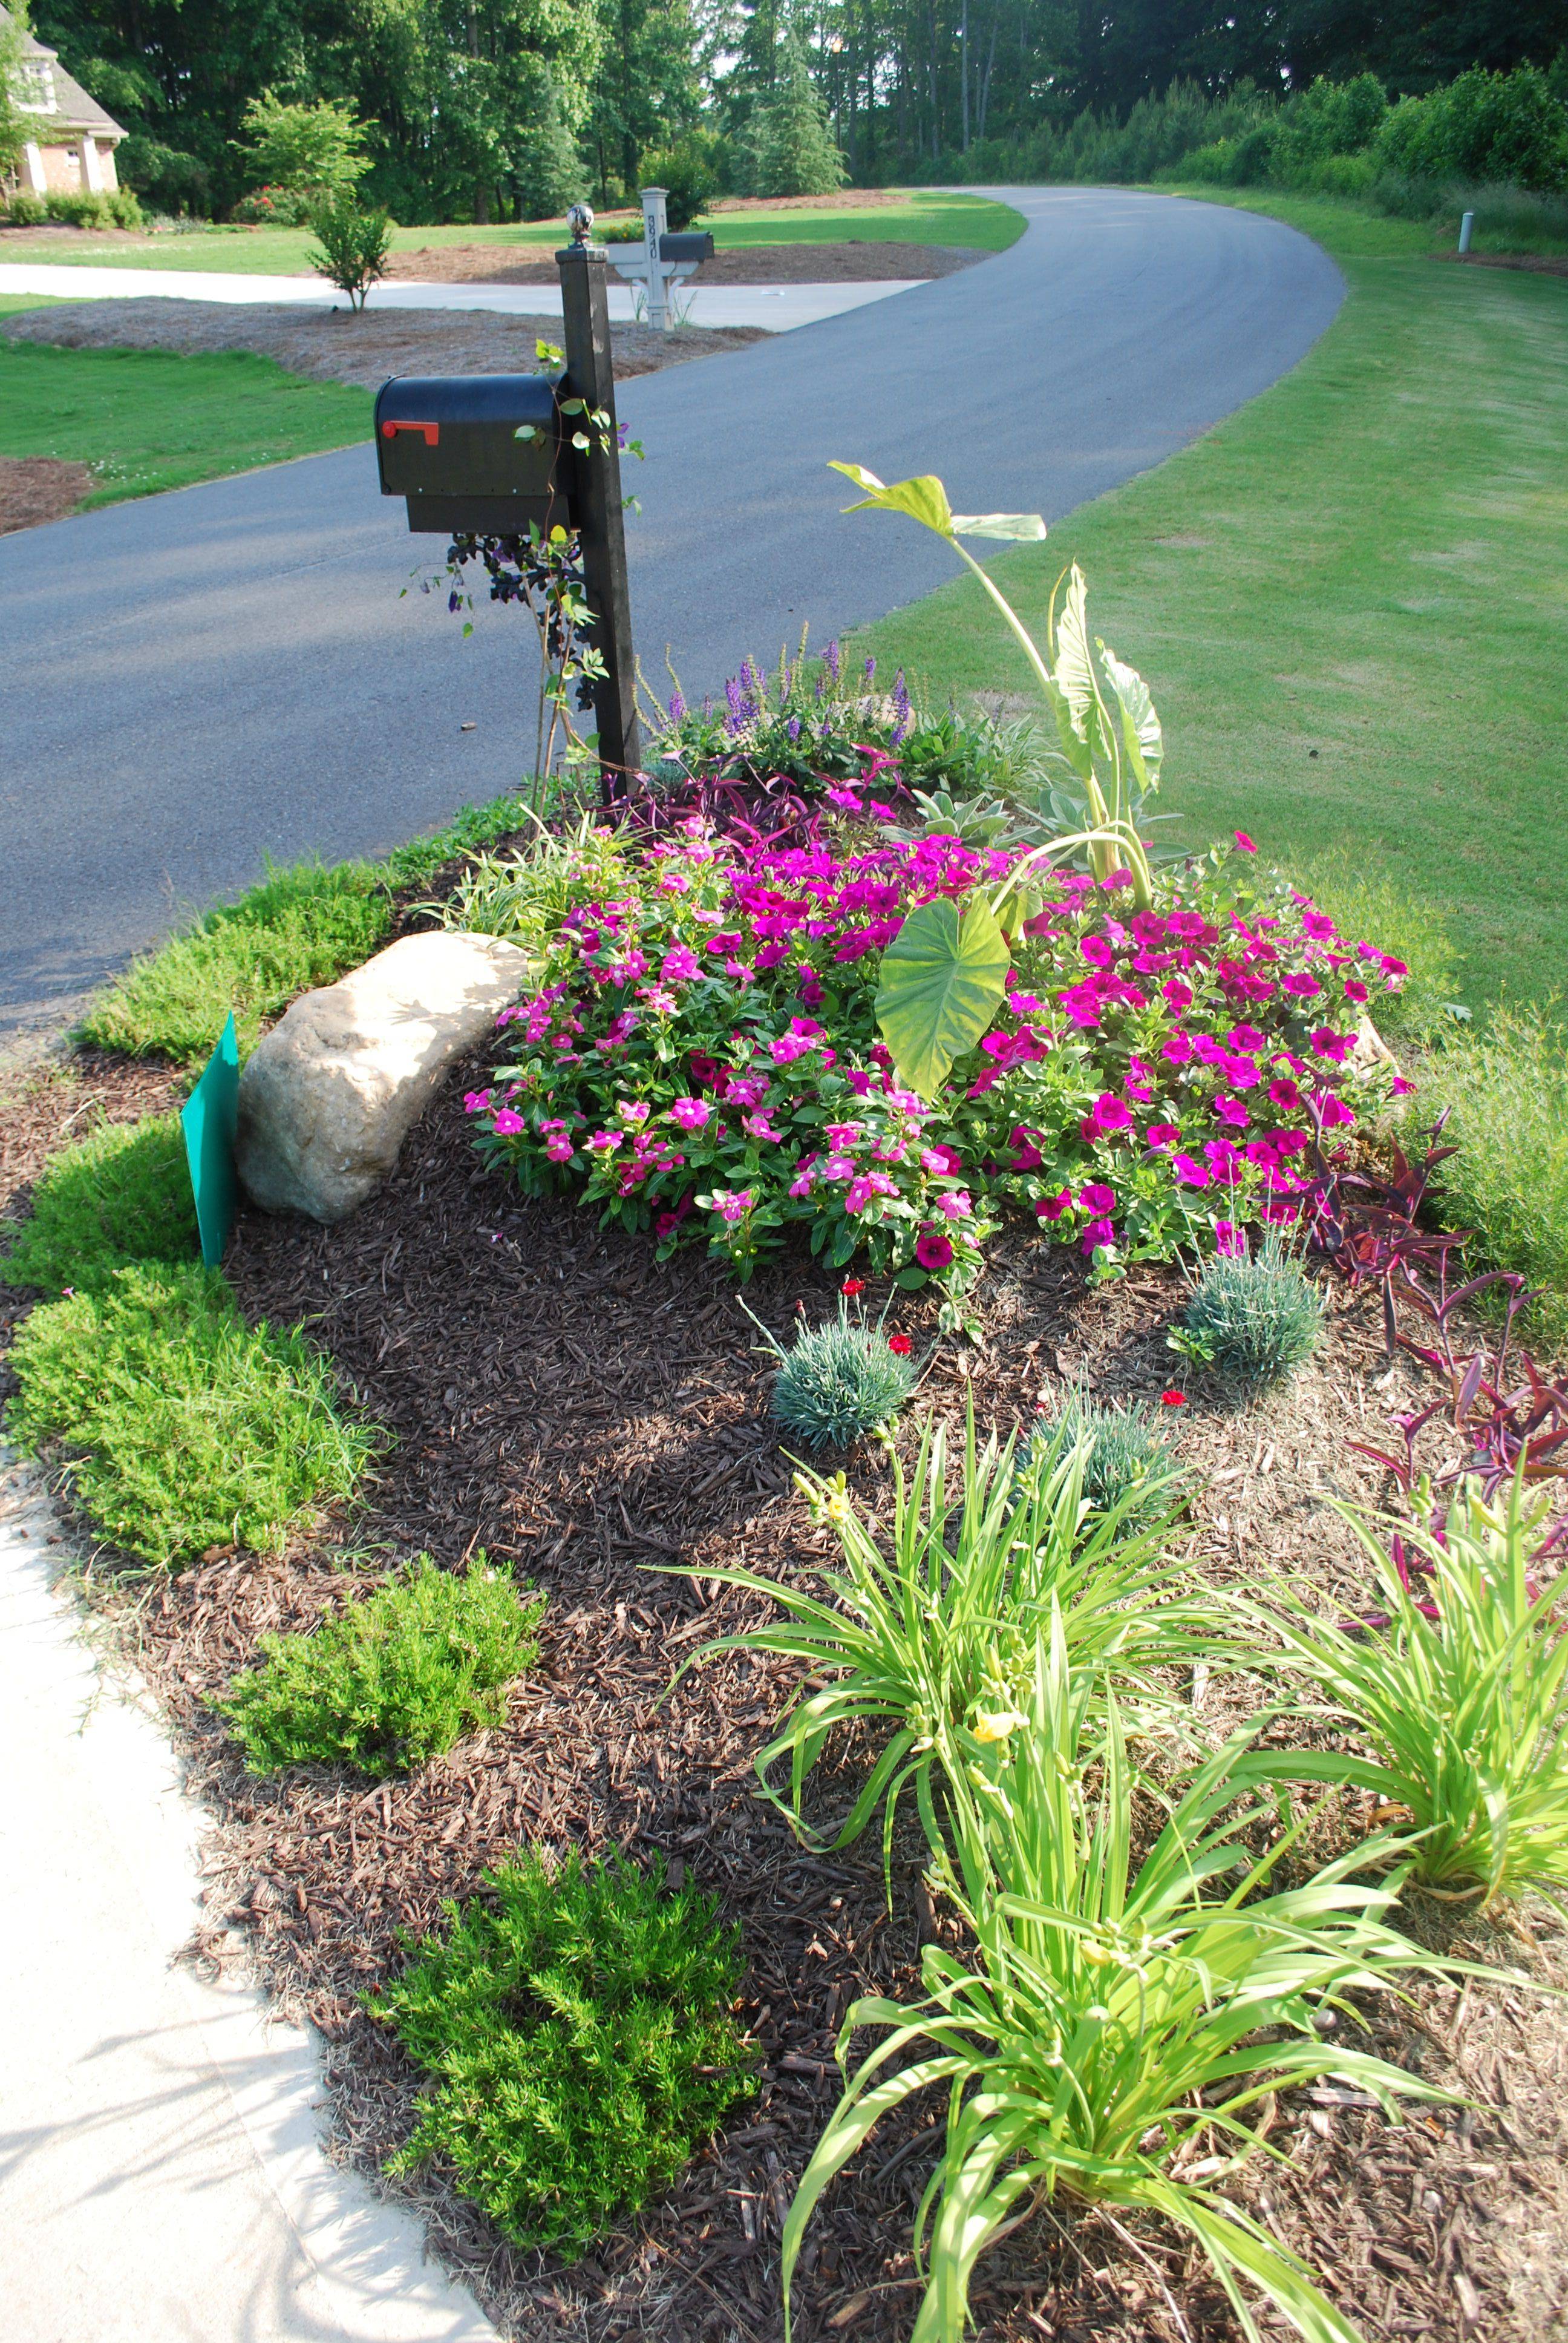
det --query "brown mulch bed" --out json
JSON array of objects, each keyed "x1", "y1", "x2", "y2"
[
  {"x1": 0, "y1": 300, "x2": 768, "y2": 396},
  {"x1": 384, "y1": 241, "x2": 986, "y2": 287},
  {"x1": 1440, "y1": 252, "x2": 1568, "y2": 280},
  {"x1": 5, "y1": 1021, "x2": 1567, "y2": 2343},
  {"x1": 0, "y1": 453, "x2": 94, "y2": 535}
]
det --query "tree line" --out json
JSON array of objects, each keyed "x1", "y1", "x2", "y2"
[{"x1": 19, "y1": 0, "x2": 1568, "y2": 221}]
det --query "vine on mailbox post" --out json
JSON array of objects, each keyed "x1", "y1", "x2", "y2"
[{"x1": 430, "y1": 339, "x2": 644, "y2": 801}]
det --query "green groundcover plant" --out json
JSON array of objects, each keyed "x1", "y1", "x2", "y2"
[
  {"x1": 375, "y1": 1849, "x2": 754, "y2": 2254},
  {"x1": 783, "y1": 1637, "x2": 1461, "y2": 2343},
  {"x1": 1252, "y1": 1475, "x2": 1568, "y2": 1912},
  {"x1": 222, "y1": 1555, "x2": 544, "y2": 1774},
  {"x1": 0, "y1": 1113, "x2": 197, "y2": 1296},
  {"x1": 1417, "y1": 1001, "x2": 1568, "y2": 1355},
  {"x1": 5, "y1": 1262, "x2": 380, "y2": 1567},
  {"x1": 78, "y1": 859, "x2": 393, "y2": 1065}
]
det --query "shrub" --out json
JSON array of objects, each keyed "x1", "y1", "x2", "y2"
[
  {"x1": 1024, "y1": 1390, "x2": 1180, "y2": 1525},
  {"x1": 639, "y1": 132, "x2": 720, "y2": 229},
  {"x1": 1179, "y1": 1232, "x2": 1324, "y2": 1388},
  {"x1": 307, "y1": 191, "x2": 393, "y2": 310},
  {"x1": 77, "y1": 857, "x2": 391, "y2": 1064},
  {"x1": 1419, "y1": 1001, "x2": 1568, "y2": 1354},
  {"x1": 765, "y1": 1299, "x2": 917, "y2": 1451},
  {"x1": 1258, "y1": 1477, "x2": 1568, "y2": 1909},
  {"x1": 376, "y1": 1849, "x2": 753, "y2": 2254},
  {"x1": 1375, "y1": 66, "x2": 1568, "y2": 195},
  {"x1": 5, "y1": 1262, "x2": 381, "y2": 1567},
  {"x1": 43, "y1": 190, "x2": 119, "y2": 231},
  {"x1": 230, "y1": 183, "x2": 319, "y2": 227},
  {"x1": 222, "y1": 1554, "x2": 544, "y2": 1774},
  {"x1": 3, "y1": 191, "x2": 48, "y2": 227},
  {"x1": 783, "y1": 1642, "x2": 1459, "y2": 2343},
  {"x1": 0, "y1": 1113, "x2": 195, "y2": 1297}
]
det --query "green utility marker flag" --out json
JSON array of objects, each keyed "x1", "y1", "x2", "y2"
[{"x1": 181, "y1": 1014, "x2": 240, "y2": 1268}]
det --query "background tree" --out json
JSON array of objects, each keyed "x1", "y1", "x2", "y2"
[
  {"x1": 235, "y1": 90, "x2": 372, "y2": 197},
  {"x1": 1, "y1": 2, "x2": 31, "y2": 178},
  {"x1": 743, "y1": 24, "x2": 846, "y2": 193}
]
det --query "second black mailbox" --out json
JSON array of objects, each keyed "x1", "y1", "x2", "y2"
[{"x1": 374, "y1": 372, "x2": 575, "y2": 536}]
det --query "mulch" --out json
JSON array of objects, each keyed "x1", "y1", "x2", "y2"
[
  {"x1": 0, "y1": 454, "x2": 94, "y2": 536},
  {"x1": 1440, "y1": 252, "x2": 1568, "y2": 280},
  {"x1": 383, "y1": 242, "x2": 987, "y2": 287},
  {"x1": 6, "y1": 1013, "x2": 1567, "y2": 2342},
  {"x1": 0, "y1": 300, "x2": 768, "y2": 400}
]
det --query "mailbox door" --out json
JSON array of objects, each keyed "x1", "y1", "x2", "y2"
[{"x1": 375, "y1": 373, "x2": 575, "y2": 529}]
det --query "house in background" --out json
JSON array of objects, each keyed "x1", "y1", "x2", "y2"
[{"x1": 1, "y1": 5, "x2": 126, "y2": 197}]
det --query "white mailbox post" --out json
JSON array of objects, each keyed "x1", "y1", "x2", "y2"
[{"x1": 605, "y1": 186, "x2": 713, "y2": 330}]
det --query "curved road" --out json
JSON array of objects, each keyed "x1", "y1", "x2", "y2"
[{"x1": 0, "y1": 188, "x2": 1342, "y2": 1033}]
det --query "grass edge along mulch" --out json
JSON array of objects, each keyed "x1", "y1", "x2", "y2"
[{"x1": 7, "y1": 1038, "x2": 1567, "y2": 2343}]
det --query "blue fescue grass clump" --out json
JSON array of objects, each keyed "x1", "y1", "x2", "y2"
[
  {"x1": 0, "y1": 1112, "x2": 196, "y2": 1297},
  {"x1": 1024, "y1": 1392, "x2": 1182, "y2": 1525},
  {"x1": 376, "y1": 1849, "x2": 754, "y2": 2255},
  {"x1": 221, "y1": 1555, "x2": 544, "y2": 1775},
  {"x1": 1180, "y1": 1234, "x2": 1324, "y2": 1390},
  {"x1": 5, "y1": 1262, "x2": 381, "y2": 1567},
  {"x1": 767, "y1": 1302, "x2": 917, "y2": 1451}
]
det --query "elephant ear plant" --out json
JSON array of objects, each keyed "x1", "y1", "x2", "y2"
[{"x1": 832, "y1": 463, "x2": 1167, "y2": 1096}]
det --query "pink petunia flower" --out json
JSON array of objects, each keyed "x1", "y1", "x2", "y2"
[
  {"x1": 1171, "y1": 1152, "x2": 1211, "y2": 1187},
  {"x1": 915, "y1": 1230, "x2": 955, "y2": 1270},
  {"x1": 1235, "y1": 831, "x2": 1257, "y2": 852},
  {"x1": 1081, "y1": 1216, "x2": 1116, "y2": 1255},
  {"x1": 1146, "y1": 1122, "x2": 1181, "y2": 1149},
  {"x1": 1036, "y1": 1188, "x2": 1072, "y2": 1222},
  {"x1": 1079, "y1": 1182, "x2": 1116, "y2": 1214}
]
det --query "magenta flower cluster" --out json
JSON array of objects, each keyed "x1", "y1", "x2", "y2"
[{"x1": 467, "y1": 815, "x2": 1408, "y2": 1284}]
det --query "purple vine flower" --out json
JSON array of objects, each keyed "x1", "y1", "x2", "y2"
[
  {"x1": 825, "y1": 638, "x2": 841, "y2": 684},
  {"x1": 667, "y1": 690, "x2": 687, "y2": 724}
]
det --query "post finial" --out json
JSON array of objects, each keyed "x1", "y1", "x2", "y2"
[{"x1": 567, "y1": 202, "x2": 595, "y2": 247}]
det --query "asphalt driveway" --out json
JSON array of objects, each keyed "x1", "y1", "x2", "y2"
[{"x1": 0, "y1": 187, "x2": 1342, "y2": 1032}]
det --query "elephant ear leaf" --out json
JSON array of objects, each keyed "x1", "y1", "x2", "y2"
[
  {"x1": 875, "y1": 896, "x2": 1011, "y2": 1100},
  {"x1": 1099, "y1": 644, "x2": 1163, "y2": 795},
  {"x1": 829, "y1": 462, "x2": 956, "y2": 540},
  {"x1": 950, "y1": 510, "x2": 1048, "y2": 542}
]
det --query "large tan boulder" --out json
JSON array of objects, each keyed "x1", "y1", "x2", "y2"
[{"x1": 237, "y1": 931, "x2": 534, "y2": 1222}]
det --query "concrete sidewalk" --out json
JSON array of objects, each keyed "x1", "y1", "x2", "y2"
[
  {"x1": 0, "y1": 261, "x2": 921, "y2": 332},
  {"x1": 0, "y1": 1454, "x2": 498, "y2": 2343}
]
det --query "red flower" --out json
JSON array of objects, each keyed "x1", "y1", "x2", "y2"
[
  {"x1": 887, "y1": 1333, "x2": 913, "y2": 1355},
  {"x1": 1160, "y1": 1388, "x2": 1186, "y2": 1407},
  {"x1": 841, "y1": 1277, "x2": 866, "y2": 1296}
]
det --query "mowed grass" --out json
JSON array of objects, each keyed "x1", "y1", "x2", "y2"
[
  {"x1": 1, "y1": 191, "x2": 1022, "y2": 274},
  {"x1": 0, "y1": 337, "x2": 368, "y2": 503},
  {"x1": 857, "y1": 190, "x2": 1568, "y2": 1008}
]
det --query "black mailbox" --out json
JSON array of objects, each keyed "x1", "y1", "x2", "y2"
[
  {"x1": 658, "y1": 231, "x2": 716, "y2": 264},
  {"x1": 374, "y1": 372, "x2": 575, "y2": 536}
]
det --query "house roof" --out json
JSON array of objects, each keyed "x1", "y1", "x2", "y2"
[{"x1": 1, "y1": 5, "x2": 126, "y2": 142}]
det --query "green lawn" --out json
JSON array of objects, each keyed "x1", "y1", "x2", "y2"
[
  {"x1": 857, "y1": 188, "x2": 1568, "y2": 1008},
  {"x1": 2, "y1": 192, "x2": 1021, "y2": 275},
  {"x1": 0, "y1": 339, "x2": 368, "y2": 503}
]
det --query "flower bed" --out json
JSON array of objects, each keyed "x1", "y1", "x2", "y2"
[{"x1": 465, "y1": 819, "x2": 1410, "y2": 1293}]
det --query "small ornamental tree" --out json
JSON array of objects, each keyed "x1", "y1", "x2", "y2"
[
  {"x1": 236, "y1": 91, "x2": 372, "y2": 200},
  {"x1": 747, "y1": 30, "x2": 846, "y2": 198},
  {"x1": 307, "y1": 191, "x2": 393, "y2": 310}
]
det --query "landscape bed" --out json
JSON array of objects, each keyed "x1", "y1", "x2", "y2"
[{"x1": 4, "y1": 784, "x2": 1568, "y2": 2341}]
